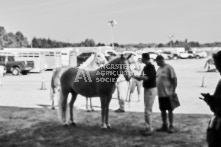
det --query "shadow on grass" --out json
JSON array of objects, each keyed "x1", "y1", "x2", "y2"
[{"x1": 0, "y1": 106, "x2": 210, "y2": 147}]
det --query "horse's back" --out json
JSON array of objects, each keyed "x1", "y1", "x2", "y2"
[{"x1": 60, "y1": 67, "x2": 116, "y2": 97}]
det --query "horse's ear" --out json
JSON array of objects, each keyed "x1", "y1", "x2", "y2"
[
  {"x1": 126, "y1": 53, "x2": 133, "y2": 60},
  {"x1": 120, "y1": 54, "x2": 124, "y2": 59}
]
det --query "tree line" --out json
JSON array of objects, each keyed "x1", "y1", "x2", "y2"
[{"x1": 1, "y1": 26, "x2": 221, "y2": 50}]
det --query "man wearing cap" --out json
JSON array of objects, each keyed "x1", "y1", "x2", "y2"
[
  {"x1": 132, "y1": 53, "x2": 157, "y2": 136},
  {"x1": 155, "y1": 55, "x2": 177, "y2": 133}
]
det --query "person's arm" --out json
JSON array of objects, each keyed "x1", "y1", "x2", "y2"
[
  {"x1": 133, "y1": 64, "x2": 156, "y2": 81},
  {"x1": 168, "y1": 66, "x2": 177, "y2": 93},
  {"x1": 201, "y1": 93, "x2": 220, "y2": 115},
  {"x1": 211, "y1": 81, "x2": 221, "y2": 116},
  {"x1": 201, "y1": 81, "x2": 221, "y2": 116},
  {"x1": 132, "y1": 74, "x2": 148, "y2": 81},
  {"x1": 171, "y1": 77, "x2": 177, "y2": 93}
]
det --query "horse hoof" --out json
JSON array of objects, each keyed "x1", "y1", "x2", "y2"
[
  {"x1": 101, "y1": 127, "x2": 108, "y2": 131},
  {"x1": 70, "y1": 122, "x2": 76, "y2": 127},
  {"x1": 51, "y1": 107, "x2": 55, "y2": 110},
  {"x1": 107, "y1": 125, "x2": 111, "y2": 130},
  {"x1": 101, "y1": 124, "x2": 108, "y2": 130},
  {"x1": 86, "y1": 110, "x2": 91, "y2": 112},
  {"x1": 91, "y1": 109, "x2": 95, "y2": 112},
  {"x1": 63, "y1": 124, "x2": 68, "y2": 127}
]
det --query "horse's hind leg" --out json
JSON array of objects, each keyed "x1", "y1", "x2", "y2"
[
  {"x1": 90, "y1": 98, "x2": 94, "y2": 111},
  {"x1": 69, "y1": 91, "x2": 77, "y2": 126}
]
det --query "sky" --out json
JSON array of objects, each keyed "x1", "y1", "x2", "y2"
[{"x1": 0, "y1": 0, "x2": 221, "y2": 45}]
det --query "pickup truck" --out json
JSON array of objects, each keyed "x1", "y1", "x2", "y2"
[{"x1": 0, "y1": 55, "x2": 34, "y2": 75}]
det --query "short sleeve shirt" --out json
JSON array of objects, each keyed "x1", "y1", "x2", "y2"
[
  {"x1": 156, "y1": 64, "x2": 176, "y2": 97},
  {"x1": 142, "y1": 63, "x2": 156, "y2": 89}
]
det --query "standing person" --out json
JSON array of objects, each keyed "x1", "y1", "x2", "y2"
[
  {"x1": 200, "y1": 51, "x2": 221, "y2": 147},
  {"x1": 155, "y1": 55, "x2": 177, "y2": 133},
  {"x1": 132, "y1": 53, "x2": 157, "y2": 136},
  {"x1": 126, "y1": 54, "x2": 143, "y2": 102},
  {"x1": 115, "y1": 74, "x2": 129, "y2": 113}
]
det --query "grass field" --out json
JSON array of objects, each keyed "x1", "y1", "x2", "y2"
[{"x1": 0, "y1": 57, "x2": 218, "y2": 146}]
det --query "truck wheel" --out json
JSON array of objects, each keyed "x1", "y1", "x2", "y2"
[
  {"x1": 12, "y1": 68, "x2": 20, "y2": 76},
  {"x1": 21, "y1": 71, "x2": 28, "y2": 75},
  {"x1": 173, "y1": 56, "x2": 178, "y2": 60}
]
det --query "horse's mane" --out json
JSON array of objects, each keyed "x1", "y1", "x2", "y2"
[
  {"x1": 107, "y1": 56, "x2": 121, "y2": 64},
  {"x1": 108, "y1": 56, "x2": 121, "y2": 64},
  {"x1": 79, "y1": 54, "x2": 95, "y2": 68}
]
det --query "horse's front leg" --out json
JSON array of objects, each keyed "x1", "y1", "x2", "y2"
[
  {"x1": 105, "y1": 96, "x2": 112, "y2": 129},
  {"x1": 69, "y1": 92, "x2": 77, "y2": 127},
  {"x1": 100, "y1": 96, "x2": 107, "y2": 130},
  {"x1": 86, "y1": 97, "x2": 89, "y2": 112},
  {"x1": 90, "y1": 98, "x2": 94, "y2": 111}
]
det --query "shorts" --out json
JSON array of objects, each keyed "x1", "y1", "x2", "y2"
[
  {"x1": 130, "y1": 78, "x2": 142, "y2": 93},
  {"x1": 158, "y1": 97, "x2": 173, "y2": 111}
]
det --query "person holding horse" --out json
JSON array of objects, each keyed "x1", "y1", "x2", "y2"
[
  {"x1": 132, "y1": 53, "x2": 157, "y2": 136},
  {"x1": 200, "y1": 51, "x2": 221, "y2": 147}
]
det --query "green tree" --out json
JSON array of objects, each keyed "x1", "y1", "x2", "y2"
[{"x1": 15, "y1": 31, "x2": 29, "y2": 47}]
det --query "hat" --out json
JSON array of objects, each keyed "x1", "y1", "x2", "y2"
[{"x1": 142, "y1": 53, "x2": 150, "y2": 60}]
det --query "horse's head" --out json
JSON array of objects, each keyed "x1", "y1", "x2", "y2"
[
  {"x1": 94, "y1": 52, "x2": 108, "y2": 67},
  {"x1": 118, "y1": 53, "x2": 133, "y2": 81}
]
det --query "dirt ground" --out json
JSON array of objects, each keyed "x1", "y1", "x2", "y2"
[{"x1": 0, "y1": 57, "x2": 218, "y2": 147}]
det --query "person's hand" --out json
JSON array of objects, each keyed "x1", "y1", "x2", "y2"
[
  {"x1": 130, "y1": 72, "x2": 135, "y2": 77},
  {"x1": 199, "y1": 93, "x2": 214, "y2": 104}
]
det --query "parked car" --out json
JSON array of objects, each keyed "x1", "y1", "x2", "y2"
[
  {"x1": 178, "y1": 52, "x2": 189, "y2": 59},
  {"x1": 195, "y1": 51, "x2": 208, "y2": 58},
  {"x1": 0, "y1": 55, "x2": 34, "y2": 75},
  {"x1": 186, "y1": 51, "x2": 196, "y2": 58},
  {"x1": 161, "y1": 51, "x2": 179, "y2": 60}
]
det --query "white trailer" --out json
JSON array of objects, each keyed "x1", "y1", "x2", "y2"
[{"x1": 2, "y1": 48, "x2": 46, "y2": 72}]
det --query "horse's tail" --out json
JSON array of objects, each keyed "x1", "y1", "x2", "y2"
[
  {"x1": 50, "y1": 67, "x2": 63, "y2": 102},
  {"x1": 58, "y1": 88, "x2": 68, "y2": 124},
  {"x1": 50, "y1": 70, "x2": 57, "y2": 103},
  {"x1": 50, "y1": 85, "x2": 54, "y2": 105}
]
